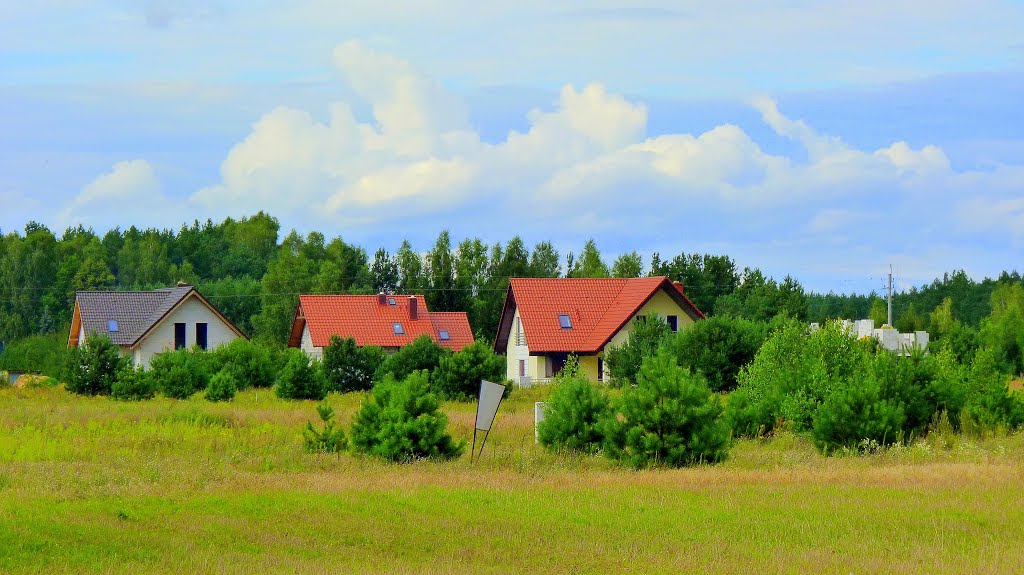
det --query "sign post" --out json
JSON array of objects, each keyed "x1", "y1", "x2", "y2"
[{"x1": 471, "y1": 380, "x2": 506, "y2": 462}]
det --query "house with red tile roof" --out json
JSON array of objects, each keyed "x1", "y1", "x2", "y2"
[
  {"x1": 68, "y1": 283, "x2": 247, "y2": 368},
  {"x1": 288, "y1": 293, "x2": 474, "y2": 359},
  {"x1": 493, "y1": 276, "x2": 704, "y2": 384}
]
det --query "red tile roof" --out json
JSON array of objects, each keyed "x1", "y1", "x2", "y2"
[
  {"x1": 290, "y1": 295, "x2": 474, "y2": 351},
  {"x1": 494, "y1": 276, "x2": 704, "y2": 354}
]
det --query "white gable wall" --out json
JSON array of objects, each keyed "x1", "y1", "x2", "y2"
[
  {"x1": 301, "y1": 324, "x2": 322, "y2": 360},
  {"x1": 133, "y1": 295, "x2": 241, "y2": 367},
  {"x1": 505, "y1": 308, "x2": 535, "y2": 384}
]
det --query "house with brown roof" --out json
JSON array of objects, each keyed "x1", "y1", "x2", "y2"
[
  {"x1": 68, "y1": 283, "x2": 246, "y2": 368},
  {"x1": 288, "y1": 293, "x2": 474, "y2": 359},
  {"x1": 494, "y1": 276, "x2": 705, "y2": 384}
]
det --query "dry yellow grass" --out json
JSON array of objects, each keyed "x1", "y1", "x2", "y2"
[{"x1": 2, "y1": 384, "x2": 1024, "y2": 574}]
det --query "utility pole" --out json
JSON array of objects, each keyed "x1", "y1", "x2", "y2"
[{"x1": 887, "y1": 265, "x2": 893, "y2": 327}]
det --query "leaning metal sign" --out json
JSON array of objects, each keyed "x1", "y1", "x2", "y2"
[{"x1": 471, "y1": 380, "x2": 506, "y2": 462}]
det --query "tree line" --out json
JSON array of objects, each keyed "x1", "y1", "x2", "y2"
[{"x1": 1, "y1": 214, "x2": 1020, "y2": 352}]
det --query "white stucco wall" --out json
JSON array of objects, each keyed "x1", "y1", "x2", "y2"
[
  {"x1": 133, "y1": 295, "x2": 241, "y2": 367},
  {"x1": 301, "y1": 324, "x2": 323, "y2": 360}
]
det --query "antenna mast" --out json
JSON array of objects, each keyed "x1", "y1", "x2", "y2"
[{"x1": 887, "y1": 265, "x2": 893, "y2": 327}]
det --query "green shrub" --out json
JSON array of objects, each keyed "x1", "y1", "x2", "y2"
[
  {"x1": 275, "y1": 351, "x2": 326, "y2": 400},
  {"x1": 350, "y1": 371, "x2": 464, "y2": 462},
  {"x1": 205, "y1": 368, "x2": 238, "y2": 402},
  {"x1": 665, "y1": 315, "x2": 767, "y2": 392},
  {"x1": 432, "y1": 341, "x2": 506, "y2": 400},
  {"x1": 322, "y1": 336, "x2": 385, "y2": 393},
  {"x1": 604, "y1": 350, "x2": 730, "y2": 468},
  {"x1": 63, "y1": 334, "x2": 126, "y2": 396},
  {"x1": 811, "y1": 374, "x2": 905, "y2": 452},
  {"x1": 725, "y1": 386, "x2": 782, "y2": 437},
  {"x1": 537, "y1": 376, "x2": 612, "y2": 454},
  {"x1": 0, "y1": 332, "x2": 68, "y2": 378},
  {"x1": 304, "y1": 403, "x2": 347, "y2": 454},
  {"x1": 964, "y1": 348, "x2": 1024, "y2": 430},
  {"x1": 211, "y1": 339, "x2": 275, "y2": 389},
  {"x1": 149, "y1": 348, "x2": 212, "y2": 399},
  {"x1": 931, "y1": 321, "x2": 980, "y2": 365},
  {"x1": 734, "y1": 320, "x2": 873, "y2": 433},
  {"x1": 376, "y1": 335, "x2": 450, "y2": 383},
  {"x1": 111, "y1": 365, "x2": 156, "y2": 401},
  {"x1": 871, "y1": 350, "x2": 935, "y2": 438},
  {"x1": 604, "y1": 315, "x2": 671, "y2": 387},
  {"x1": 924, "y1": 348, "x2": 970, "y2": 430}
]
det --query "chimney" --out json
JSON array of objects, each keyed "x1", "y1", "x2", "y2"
[
  {"x1": 408, "y1": 296, "x2": 418, "y2": 320},
  {"x1": 673, "y1": 280, "x2": 685, "y2": 296},
  {"x1": 378, "y1": 291, "x2": 387, "y2": 305}
]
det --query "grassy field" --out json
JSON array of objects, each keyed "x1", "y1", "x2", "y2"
[{"x1": 2, "y1": 384, "x2": 1024, "y2": 574}]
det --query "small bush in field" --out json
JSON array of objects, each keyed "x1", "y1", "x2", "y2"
[
  {"x1": 734, "y1": 320, "x2": 873, "y2": 433},
  {"x1": 304, "y1": 403, "x2": 347, "y2": 454},
  {"x1": 604, "y1": 315, "x2": 671, "y2": 387},
  {"x1": 149, "y1": 348, "x2": 212, "y2": 399},
  {"x1": 810, "y1": 374, "x2": 905, "y2": 452},
  {"x1": 211, "y1": 339, "x2": 275, "y2": 389},
  {"x1": 111, "y1": 365, "x2": 156, "y2": 401},
  {"x1": 964, "y1": 348, "x2": 1024, "y2": 430},
  {"x1": 725, "y1": 386, "x2": 782, "y2": 437},
  {"x1": 604, "y1": 350, "x2": 730, "y2": 468},
  {"x1": 665, "y1": 315, "x2": 767, "y2": 392},
  {"x1": 537, "y1": 376, "x2": 612, "y2": 454},
  {"x1": 205, "y1": 368, "x2": 238, "y2": 402},
  {"x1": 350, "y1": 371, "x2": 464, "y2": 462},
  {"x1": 432, "y1": 341, "x2": 506, "y2": 401},
  {"x1": 376, "y1": 335, "x2": 450, "y2": 383},
  {"x1": 275, "y1": 351, "x2": 326, "y2": 400},
  {"x1": 322, "y1": 336, "x2": 385, "y2": 393},
  {"x1": 64, "y1": 334, "x2": 126, "y2": 396}
]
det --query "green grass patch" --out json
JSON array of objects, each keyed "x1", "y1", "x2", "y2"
[{"x1": 1, "y1": 385, "x2": 1023, "y2": 574}]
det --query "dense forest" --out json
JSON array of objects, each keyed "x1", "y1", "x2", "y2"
[{"x1": 0, "y1": 213, "x2": 1020, "y2": 350}]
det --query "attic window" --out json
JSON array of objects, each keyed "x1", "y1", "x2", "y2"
[
  {"x1": 558, "y1": 314, "x2": 572, "y2": 329},
  {"x1": 439, "y1": 330, "x2": 450, "y2": 341},
  {"x1": 392, "y1": 322, "x2": 405, "y2": 335},
  {"x1": 107, "y1": 320, "x2": 119, "y2": 333},
  {"x1": 388, "y1": 297, "x2": 397, "y2": 306}
]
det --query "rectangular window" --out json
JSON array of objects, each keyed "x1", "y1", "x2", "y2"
[
  {"x1": 667, "y1": 315, "x2": 678, "y2": 332},
  {"x1": 598, "y1": 358, "x2": 604, "y2": 382},
  {"x1": 439, "y1": 329, "x2": 450, "y2": 341},
  {"x1": 196, "y1": 323, "x2": 208, "y2": 350},
  {"x1": 388, "y1": 297, "x2": 396, "y2": 306},
  {"x1": 518, "y1": 360, "x2": 525, "y2": 378},
  {"x1": 174, "y1": 323, "x2": 186, "y2": 350},
  {"x1": 515, "y1": 317, "x2": 525, "y2": 346},
  {"x1": 558, "y1": 314, "x2": 572, "y2": 329},
  {"x1": 107, "y1": 320, "x2": 119, "y2": 333},
  {"x1": 392, "y1": 322, "x2": 404, "y2": 335}
]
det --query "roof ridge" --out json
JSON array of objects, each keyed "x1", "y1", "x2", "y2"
[{"x1": 135, "y1": 287, "x2": 193, "y2": 341}]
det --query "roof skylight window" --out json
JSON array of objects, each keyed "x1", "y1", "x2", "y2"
[
  {"x1": 439, "y1": 330, "x2": 450, "y2": 341},
  {"x1": 388, "y1": 297, "x2": 397, "y2": 306},
  {"x1": 393, "y1": 322, "x2": 405, "y2": 335},
  {"x1": 558, "y1": 314, "x2": 572, "y2": 329},
  {"x1": 107, "y1": 320, "x2": 119, "y2": 332}
]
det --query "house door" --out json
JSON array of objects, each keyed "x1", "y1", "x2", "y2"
[{"x1": 550, "y1": 353, "x2": 568, "y2": 378}]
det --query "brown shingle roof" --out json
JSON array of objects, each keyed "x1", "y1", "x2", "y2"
[{"x1": 74, "y1": 286, "x2": 195, "y2": 346}]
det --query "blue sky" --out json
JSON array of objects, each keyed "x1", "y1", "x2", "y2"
[{"x1": 2, "y1": 1, "x2": 1023, "y2": 293}]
